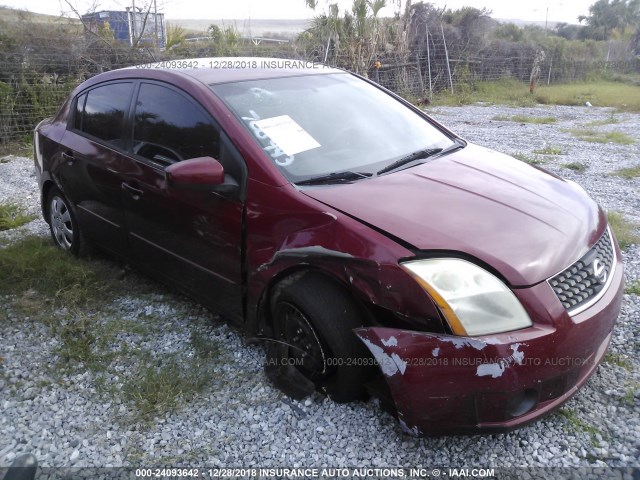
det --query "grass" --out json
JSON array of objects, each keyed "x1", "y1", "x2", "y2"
[
  {"x1": 535, "y1": 82, "x2": 640, "y2": 112},
  {"x1": 533, "y1": 146, "x2": 564, "y2": 155},
  {"x1": 566, "y1": 129, "x2": 635, "y2": 145},
  {"x1": 611, "y1": 165, "x2": 640, "y2": 179},
  {"x1": 585, "y1": 113, "x2": 623, "y2": 127},
  {"x1": 0, "y1": 142, "x2": 33, "y2": 159},
  {"x1": 558, "y1": 408, "x2": 601, "y2": 437},
  {"x1": 0, "y1": 202, "x2": 35, "y2": 231},
  {"x1": 625, "y1": 281, "x2": 640, "y2": 295},
  {"x1": 0, "y1": 236, "x2": 122, "y2": 311},
  {"x1": 0, "y1": 235, "x2": 224, "y2": 423},
  {"x1": 562, "y1": 162, "x2": 588, "y2": 172},
  {"x1": 603, "y1": 352, "x2": 633, "y2": 372},
  {"x1": 621, "y1": 382, "x2": 639, "y2": 406},
  {"x1": 123, "y1": 355, "x2": 214, "y2": 421},
  {"x1": 511, "y1": 152, "x2": 544, "y2": 165},
  {"x1": 431, "y1": 79, "x2": 640, "y2": 112},
  {"x1": 607, "y1": 211, "x2": 640, "y2": 251},
  {"x1": 493, "y1": 114, "x2": 557, "y2": 124}
]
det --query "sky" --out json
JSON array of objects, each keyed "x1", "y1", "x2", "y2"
[{"x1": 0, "y1": 0, "x2": 594, "y2": 24}]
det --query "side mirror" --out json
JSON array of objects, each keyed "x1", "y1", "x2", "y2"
[{"x1": 165, "y1": 156, "x2": 225, "y2": 189}]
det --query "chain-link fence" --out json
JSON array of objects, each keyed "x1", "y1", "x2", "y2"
[{"x1": 1, "y1": 17, "x2": 638, "y2": 144}]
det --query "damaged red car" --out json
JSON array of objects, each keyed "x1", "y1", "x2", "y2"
[{"x1": 34, "y1": 58, "x2": 624, "y2": 435}]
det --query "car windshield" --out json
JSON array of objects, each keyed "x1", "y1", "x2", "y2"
[{"x1": 211, "y1": 73, "x2": 455, "y2": 184}]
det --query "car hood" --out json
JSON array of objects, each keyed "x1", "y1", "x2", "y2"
[{"x1": 303, "y1": 143, "x2": 604, "y2": 286}]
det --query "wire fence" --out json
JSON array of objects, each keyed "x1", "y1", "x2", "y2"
[{"x1": 1, "y1": 20, "x2": 638, "y2": 144}]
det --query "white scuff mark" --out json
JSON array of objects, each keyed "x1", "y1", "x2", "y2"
[
  {"x1": 476, "y1": 362, "x2": 507, "y2": 378},
  {"x1": 391, "y1": 353, "x2": 407, "y2": 375},
  {"x1": 381, "y1": 336, "x2": 398, "y2": 347},
  {"x1": 510, "y1": 343, "x2": 525, "y2": 365},
  {"x1": 442, "y1": 337, "x2": 487, "y2": 351},
  {"x1": 358, "y1": 337, "x2": 406, "y2": 377},
  {"x1": 476, "y1": 343, "x2": 527, "y2": 378},
  {"x1": 398, "y1": 418, "x2": 421, "y2": 437},
  {"x1": 323, "y1": 212, "x2": 337, "y2": 221},
  {"x1": 432, "y1": 347, "x2": 440, "y2": 357}
]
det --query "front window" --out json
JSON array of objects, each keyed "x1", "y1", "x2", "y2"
[
  {"x1": 211, "y1": 73, "x2": 455, "y2": 184},
  {"x1": 133, "y1": 83, "x2": 220, "y2": 166}
]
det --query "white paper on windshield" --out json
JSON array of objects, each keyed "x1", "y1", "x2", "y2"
[{"x1": 253, "y1": 115, "x2": 321, "y2": 156}]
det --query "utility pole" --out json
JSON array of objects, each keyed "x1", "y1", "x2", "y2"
[
  {"x1": 131, "y1": 0, "x2": 137, "y2": 41},
  {"x1": 154, "y1": 0, "x2": 158, "y2": 47},
  {"x1": 545, "y1": 6, "x2": 548, "y2": 32}
]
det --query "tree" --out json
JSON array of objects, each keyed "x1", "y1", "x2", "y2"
[{"x1": 578, "y1": 0, "x2": 640, "y2": 39}]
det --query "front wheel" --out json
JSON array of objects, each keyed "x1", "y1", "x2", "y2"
[
  {"x1": 267, "y1": 273, "x2": 372, "y2": 403},
  {"x1": 47, "y1": 188, "x2": 86, "y2": 255}
]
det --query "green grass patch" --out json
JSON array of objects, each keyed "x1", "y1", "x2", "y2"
[
  {"x1": 558, "y1": 408, "x2": 601, "y2": 437},
  {"x1": 566, "y1": 129, "x2": 635, "y2": 145},
  {"x1": 603, "y1": 352, "x2": 633, "y2": 372},
  {"x1": 534, "y1": 82, "x2": 640, "y2": 112},
  {"x1": 493, "y1": 114, "x2": 557, "y2": 124},
  {"x1": 432, "y1": 78, "x2": 538, "y2": 107},
  {"x1": 585, "y1": 113, "x2": 623, "y2": 127},
  {"x1": 0, "y1": 142, "x2": 33, "y2": 159},
  {"x1": 0, "y1": 236, "x2": 122, "y2": 311},
  {"x1": 511, "y1": 152, "x2": 544, "y2": 165},
  {"x1": 190, "y1": 328, "x2": 222, "y2": 360},
  {"x1": 0, "y1": 203, "x2": 35, "y2": 231},
  {"x1": 123, "y1": 355, "x2": 214, "y2": 421},
  {"x1": 625, "y1": 281, "x2": 640, "y2": 295},
  {"x1": 622, "y1": 382, "x2": 639, "y2": 406},
  {"x1": 562, "y1": 162, "x2": 588, "y2": 172},
  {"x1": 533, "y1": 146, "x2": 564, "y2": 155},
  {"x1": 612, "y1": 165, "x2": 640, "y2": 179},
  {"x1": 56, "y1": 315, "x2": 100, "y2": 365},
  {"x1": 607, "y1": 211, "x2": 640, "y2": 251},
  {"x1": 431, "y1": 79, "x2": 640, "y2": 112}
]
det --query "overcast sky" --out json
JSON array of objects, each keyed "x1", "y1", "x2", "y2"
[{"x1": 1, "y1": 0, "x2": 593, "y2": 24}]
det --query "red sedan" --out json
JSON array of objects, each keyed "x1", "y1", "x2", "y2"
[{"x1": 34, "y1": 58, "x2": 623, "y2": 435}]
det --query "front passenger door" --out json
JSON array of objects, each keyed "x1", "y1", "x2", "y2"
[{"x1": 119, "y1": 82, "x2": 245, "y2": 321}]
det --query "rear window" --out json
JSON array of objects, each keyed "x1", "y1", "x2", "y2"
[{"x1": 75, "y1": 82, "x2": 133, "y2": 146}]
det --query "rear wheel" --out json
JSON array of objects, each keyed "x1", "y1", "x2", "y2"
[
  {"x1": 267, "y1": 273, "x2": 372, "y2": 403},
  {"x1": 47, "y1": 188, "x2": 86, "y2": 255}
]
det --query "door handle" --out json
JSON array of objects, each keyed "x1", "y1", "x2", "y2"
[
  {"x1": 61, "y1": 151, "x2": 74, "y2": 165},
  {"x1": 121, "y1": 182, "x2": 144, "y2": 199}
]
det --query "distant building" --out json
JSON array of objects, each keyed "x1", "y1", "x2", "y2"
[{"x1": 81, "y1": 10, "x2": 166, "y2": 48}]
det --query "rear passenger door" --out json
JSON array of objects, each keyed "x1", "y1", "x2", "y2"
[
  {"x1": 119, "y1": 82, "x2": 246, "y2": 321},
  {"x1": 58, "y1": 82, "x2": 134, "y2": 255}
]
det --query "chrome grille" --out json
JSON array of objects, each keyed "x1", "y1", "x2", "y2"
[{"x1": 548, "y1": 229, "x2": 615, "y2": 315}]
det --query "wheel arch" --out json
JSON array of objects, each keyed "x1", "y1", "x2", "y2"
[{"x1": 254, "y1": 264, "x2": 374, "y2": 339}]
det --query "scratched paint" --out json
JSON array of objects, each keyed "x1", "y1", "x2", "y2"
[
  {"x1": 476, "y1": 343, "x2": 526, "y2": 378},
  {"x1": 476, "y1": 362, "x2": 507, "y2": 378},
  {"x1": 359, "y1": 337, "x2": 407, "y2": 377},
  {"x1": 381, "y1": 336, "x2": 398, "y2": 347},
  {"x1": 510, "y1": 343, "x2": 525, "y2": 364}
]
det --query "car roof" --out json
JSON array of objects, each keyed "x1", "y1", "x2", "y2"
[{"x1": 125, "y1": 57, "x2": 344, "y2": 85}]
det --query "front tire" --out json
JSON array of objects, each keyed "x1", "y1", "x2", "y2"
[
  {"x1": 268, "y1": 273, "x2": 372, "y2": 403},
  {"x1": 47, "y1": 188, "x2": 86, "y2": 255}
]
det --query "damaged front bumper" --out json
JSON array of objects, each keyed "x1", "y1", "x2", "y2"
[{"x1": 355, "y1": 261, "x2": 624, "y2": 436}]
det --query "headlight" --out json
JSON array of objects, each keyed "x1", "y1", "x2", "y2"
[{"x1": 401, "y1": 258, "x2": 532, "y2": 336}]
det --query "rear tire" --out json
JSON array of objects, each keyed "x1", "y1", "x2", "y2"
[
  {"x1": 47, "y1": 187, "x2": 87, "y2": 256},
  {"x1": 269, "y1": 273, "x2": 372, "y2": 403}
]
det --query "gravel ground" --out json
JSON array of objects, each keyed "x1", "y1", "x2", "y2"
[{"x1": 0, "y1": 104, "x2": 638, "y2": 470}]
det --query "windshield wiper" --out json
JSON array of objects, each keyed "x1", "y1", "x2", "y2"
[
  {"x1": 295, "y1": 171, "x2": 372, "y2": 186},
  {"x1": 376, "y1": 148, "x2": 443, "y2": 175}
]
